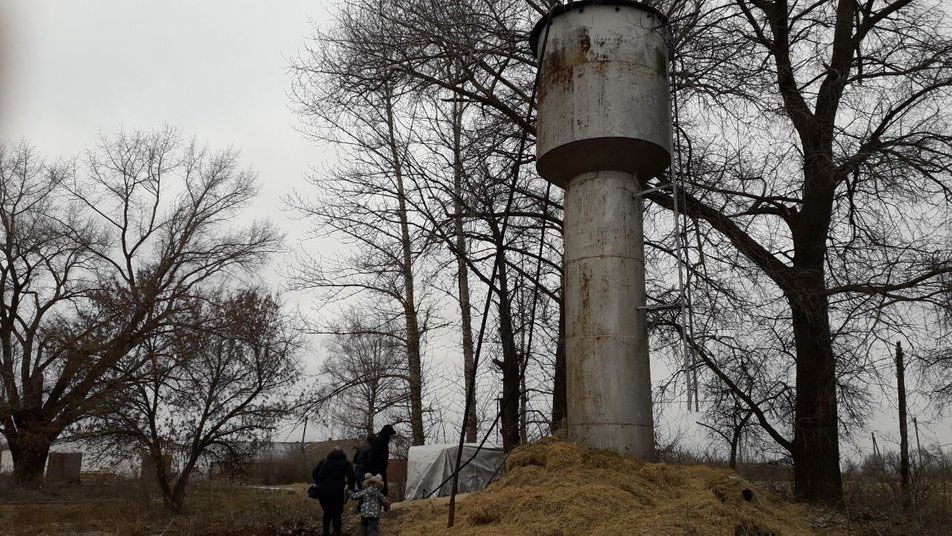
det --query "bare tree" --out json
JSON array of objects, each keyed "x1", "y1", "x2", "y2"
[
  {"x1": 292, "y1": 0, "x2": 566, "y2": 450},
  {"x1": 321, "y1": 310, "x2": 410, "y2": 437},
  {"x1": 412, "y1": 105, "x2": 563, "y2": 450},
  {"x1": 447, "y1": 97, "x2": 480, "y2": 443},
  {"x1": 642, "y1": 0, "x2": 952, "y2": 502},
  {"x1": 696, "y1": 375, "x2": 762, "y2": 469},
  {"x1": 0, "y1": 130, "x2": 279, "y2": 484},
  {"x1": 0, "y1": 142, "x2": 97, "y2": 484},
  {"x1": 895, "y1": 340, "x2": 911, "y2": 510},
  {"x1": 289, "y1": 8, "x2": 468, "y2": 446},
  {"x1": 87, "y1": 290, "x2": 298, "y2": 512}
]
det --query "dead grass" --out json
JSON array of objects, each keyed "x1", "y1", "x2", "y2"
[
  {"x1": 4, "y1": 442, "x2": 944, "y2": 535},
  {"x1": 0, "y1": 479, "x2": 325, "y2": 535},
  {"x1": 837, "y1": 456, "x2": 952, "y2": 536},
  {"x1": 391, "y1": 438, "x2": 820, "y2": 536}
]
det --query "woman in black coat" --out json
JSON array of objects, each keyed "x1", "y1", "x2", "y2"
[{"x1": 312, "y1": 448, "x2": 356, "y2": 536}]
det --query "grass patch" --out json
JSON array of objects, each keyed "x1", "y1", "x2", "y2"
[{"x1": 0, "y1": 479, "x2": 325, "y2": 535}]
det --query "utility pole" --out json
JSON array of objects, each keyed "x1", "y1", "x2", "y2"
[
  {"x1": 895, "y1": 341, "x2": 910, "y2": 510},
  {"x1": 913, "y1": 417, "x2": 925, "y2": 466},
  {"x1": 300, "y1": 417, "x2": 309, "y2": 457}
]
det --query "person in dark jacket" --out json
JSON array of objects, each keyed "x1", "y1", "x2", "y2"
[
  {"x1": 364, "y1": 424, "x2": 397, "y2": 495},
  {"x1": 312, "y1": 448, "x2": 356, "y2": 536},
  {"x1": 353, "y1": 433, "x2": 375, "y2": 489}
]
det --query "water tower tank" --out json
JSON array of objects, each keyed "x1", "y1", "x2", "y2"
[{"x1": 530, "y1": 0, "x2": 672, "y2": 186}]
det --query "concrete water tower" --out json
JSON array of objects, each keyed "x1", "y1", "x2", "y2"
[{"x1": 530, "y1": 0, "x2": 671, "y2": 459}]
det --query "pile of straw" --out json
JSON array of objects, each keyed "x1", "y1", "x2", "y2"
[{"x1": 392, "y1": 439, "x2": 815, "y2": 535}]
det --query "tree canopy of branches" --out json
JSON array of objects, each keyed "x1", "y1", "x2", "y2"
[
  {"x1": 320, "y1": 310, "x2": 410, "y2": 437},
  {"x1": 653, "y1": 0, "x2": 952, "y2": 503},
  {"x1": 292, "y1": 0, "x2": 564, "y2": 454},
  {"x1": 0, "y1": 130, "x2": 280, "y2": 484}
]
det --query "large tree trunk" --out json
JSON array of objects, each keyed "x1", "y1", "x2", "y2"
[
  {"x1": 159, "y1": 473, "x2": 188, "y2": 513},
  {"x1": 154, "y1": 449, "x2": 195, "y2": 513},
  {"x1": 9, "y1": 426, "x2": 53, "y2": 485},
  {"x1": 495, "y1": 249, "x2": 521, "y2": 453},
  {"x1": 786, "y1": 152, "x2": 843, "y2": 503},
  {"x1": 729, "y1": 438, "x2": 739, "y2": 470},
  {"x1": 151, "y1": 449, "x2": 175, "y2": 505},
  {"x1": 520, "y1": 370, "x2": 528, "y2": 443},
  {"x1": 451, "y1": 100, "x2": 478, "y2": 443},
  {"x1": 157, "y1": 474, "x2": 180, "y2": 512},
  {"x1": 384, "y1": 87, "x2": 425, "y2": 446},
  {"x1": 729, "y1": 409, "x2": 752, "y2": 470},
  {"x1": 399, "y1": 200, "x2": 425, "y2": 447},
  {"x1": 789, "y1": 287, "x2": 843, "y2": 503},
  {"x1": 6, "y1": 352, "x2": 55, "y2": 486},
  {"x1": 163, "y1": 490, "x2": 185, "y2": 513},
  {"x1": 165, "y1": 463, "x2": 196, "y2": 514}
]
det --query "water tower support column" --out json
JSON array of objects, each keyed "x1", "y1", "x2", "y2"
[{"x1": 563, "y1": 170, "x2": 653, "y2": 456}]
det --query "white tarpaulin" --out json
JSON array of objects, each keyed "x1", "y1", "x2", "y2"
[{"x1": 404, "y1": 443, "x2": 505, "y2": 500}]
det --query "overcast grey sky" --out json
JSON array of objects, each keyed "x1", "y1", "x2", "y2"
[
  {"x1": 0, "y1": 0, "x2": 343, "y2": 441},
  {"x1": 0, "y1": 0, "x2": 330, "y2": 249},
  {"x1": 0, "y1": 0, "x2": 948, "y2": 454}
]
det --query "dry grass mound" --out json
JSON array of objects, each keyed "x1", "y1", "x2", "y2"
[{"x1": 392, "y1": 438, "x2": 815, "y2": 536}]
